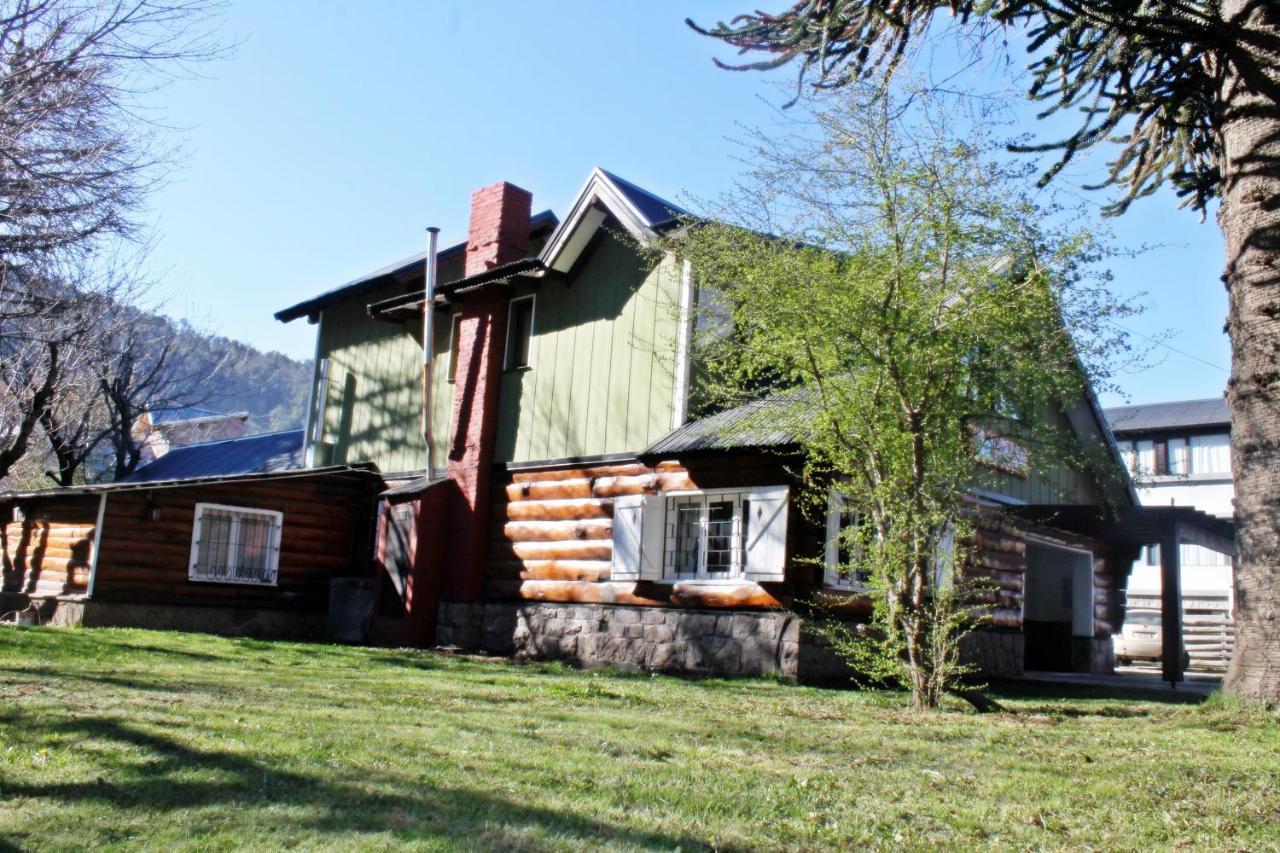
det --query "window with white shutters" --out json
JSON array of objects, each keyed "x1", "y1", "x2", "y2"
[
  {"x1": 654, "y1": 487, "x2": 789, "y2": 582},
  {"x1": 189, "y1": 503, "x2": 283, "y2": 586}
]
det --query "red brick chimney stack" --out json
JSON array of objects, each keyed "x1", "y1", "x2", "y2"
[
  {"x1": 464, "y1": 181, "x2": 532, "y2": 277},
  {"x1": 437, "y1": 180, "x2": 532, "y2": 606}
]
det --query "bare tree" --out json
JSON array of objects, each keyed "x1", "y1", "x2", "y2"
[{"x1": 0, "y1": 0, "x2": 224, "y2": 483}]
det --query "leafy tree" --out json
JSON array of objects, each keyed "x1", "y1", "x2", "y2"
[
  {"x1": 664, "y1": 85, "x2": 1132, "y2": 709},
  {"x1": 688, "y1": 0, "x2": 1280, "y2": 705}
]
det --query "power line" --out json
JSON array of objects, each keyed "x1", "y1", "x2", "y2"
[{"x1": 1108, "y1": 319, "x2": 1229, "y2": 374}]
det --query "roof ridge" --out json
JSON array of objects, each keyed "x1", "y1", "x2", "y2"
[{"x1": 155, "y1": 427, "x2": 304, "y2": 452}]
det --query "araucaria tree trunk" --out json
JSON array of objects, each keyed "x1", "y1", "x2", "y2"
[{"x1": 1220, "y1": 0, "x2": 1280, "y2": 704}]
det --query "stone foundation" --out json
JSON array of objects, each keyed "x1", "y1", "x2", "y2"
[
  {"x1": 2, "y1": 595, "x2": 327, "y2": 640},
  {"x1": 435, "y1": 601, "x2": 1027, "y2": 682}
]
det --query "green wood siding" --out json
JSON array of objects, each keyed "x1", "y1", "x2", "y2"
[
  {"x1": 494, "y1": 232, "x2": 680, "y2": 463},
  {"x1": 309, "y1": 239, "x2": 678, "y2": 472},
  {"x1": 312, "y1": 278, "x2": 456, "y2": 475},
  {"x1": 977, "y1": 400, "x2": 1111, "y2": 506}
]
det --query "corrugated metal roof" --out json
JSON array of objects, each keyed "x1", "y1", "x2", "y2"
[
  {"x1": 274, "y1": 209, "x2": 558, "y2": 322},
  {"x1": 0, "y1": 463, "x2": 376, "y2": 500},
  {"x1": 644, "y1": 394, "x2": 812, "y2": 455},
  {"x1": 118, "y1": 429, "x2": 305, "y2": 483},
  {"x1": 1104, "y1": 398, "x2": 1230, "y2": 434},
  {"x1": 381, "y1": 475, "x2": 450, "y2": 500},
  {"x1": 148, "y1": 406, "x2": 229, "y2": 425}
]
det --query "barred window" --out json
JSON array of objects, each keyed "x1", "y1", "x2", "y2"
[{"x1": 189, "y1": 503, "x2": 283, "y2": 586}]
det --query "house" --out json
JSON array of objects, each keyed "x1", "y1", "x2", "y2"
[
  {"x1": 270, "y1": 169, "x2": 1233, "y2": 681},
  {"x1": 0, "y1": 428, "x2": 379, "y2": 636},
  {"x1": 132, "y1": 406, "x2": 251, "y2": 465},
  {"x1": 1105, "y1": 398, "x2": 1235, "y2": 668}
]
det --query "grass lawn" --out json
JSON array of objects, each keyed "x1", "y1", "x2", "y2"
[{"x1": 0, "y1": 628, "x2": 1276, "y2": 851}]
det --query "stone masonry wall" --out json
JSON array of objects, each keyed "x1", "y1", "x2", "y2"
[{"x1": 436, "y1": 600, "x2": 1027, "y2": 682}]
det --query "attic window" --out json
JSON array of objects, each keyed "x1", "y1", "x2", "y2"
[{"x1": 505, "y1": 295, "x2": 535, "y2": 370}]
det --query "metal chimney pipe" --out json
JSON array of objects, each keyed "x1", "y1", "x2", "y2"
[{"x1": 422, "y1": 226, "x2": 440, "y2": 474}]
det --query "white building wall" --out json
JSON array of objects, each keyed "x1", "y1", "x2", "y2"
[{"x1": 1115, "y1": 431, "x2": 1234, "y2": 607}]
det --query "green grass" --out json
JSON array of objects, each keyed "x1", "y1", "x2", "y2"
[{"x1": 0, "y1": 628, "x2": 1276, "y2": 851}]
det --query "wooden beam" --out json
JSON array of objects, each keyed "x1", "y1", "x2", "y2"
[{"x1": 1161, "y1": 521, "x2": 1184, "y2": 685}]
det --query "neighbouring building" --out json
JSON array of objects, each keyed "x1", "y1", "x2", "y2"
[
  {"x1": 1105, "y1": 398, "x2": 1235, "y2": 668},
  {"x1": 132, "y1": 407, "x2": 251, "y2": 465}
]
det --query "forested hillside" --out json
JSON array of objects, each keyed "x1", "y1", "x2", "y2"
[{"x1": 172, "y1": 319, "x2": 312, "y2": 433}]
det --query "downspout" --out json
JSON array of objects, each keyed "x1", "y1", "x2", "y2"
[
  {"x1": 85, "y1": 493, "x2": 108, "y2": 598},
  {"x1": 422, "y1": 227, "x2": 440, "y2": 474}
]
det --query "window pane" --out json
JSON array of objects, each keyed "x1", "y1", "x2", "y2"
[
  {"x1": 508, "y1": 298, "x2": 534, "y2": 369},
  {"x1": 195, "y1": 511, "x2": 234, "y2": 580},
  {"x1": 1135, "y1": 440, "x2": 1155, "y2": 475},
  {"x1": 1190, "y1": 434, "x2": 1230, "y2": 475},
  {"x1": 673, "y1": 504, "x2": 702, "y2": 576},
  {"x1": 705, "y1": 500, "x2": 735, "y2": 574},
  {"x1": 1168, "y1": 438, "x2": 1188, "y2": 474},
  {"x1": 235, "y1": 515, "x2": 272, "y2": 582}
]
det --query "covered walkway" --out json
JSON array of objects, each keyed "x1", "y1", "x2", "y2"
[{"x1": 1014, "y1": 504, "x2": 1235, "y2": 687}]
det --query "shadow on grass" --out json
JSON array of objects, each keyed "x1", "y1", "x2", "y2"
[
  {"x1": 0, "y1": 708, "x2": 707, "y2": 850},
  {"x1": 984, "y1": 679, "x2": 1207, "y2": 714}
]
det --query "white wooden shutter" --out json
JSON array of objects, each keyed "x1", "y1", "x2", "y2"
[
  {"x1": 823, "y1": 488, "x2": 845, "y2": 589},
  {"x1": 638, "y1": 495, "x2": 667, "y2": 581},
  {"x1": 610, "y1": 494, "x2": 644, "y2": 580},
  {"x1": 744, "y1": 486, "x2": 789, "y2": 582}
]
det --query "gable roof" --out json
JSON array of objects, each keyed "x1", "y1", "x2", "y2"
[
  {"x1": 274, "y1": 209, "x2": 558, "y2": 323},
  {"x1": 1104, "y1": 398, "x2": 1230, "y2": 434},
  {"x1": 118, "y1": 429, "x2": 305, "y2": 483},
  {"x1": 366, "y1": 169, "x2": 689, "y2": 318},
  {"x1": 539, "y1": 168, "x2": 687, "y2": 274}
]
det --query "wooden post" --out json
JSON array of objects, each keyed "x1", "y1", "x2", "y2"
[{"x1": 1160, "y1": 520, "x2": 1184, "y2": 686}]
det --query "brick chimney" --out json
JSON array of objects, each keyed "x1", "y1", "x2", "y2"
[
  {"x1": 438, "y1": 181, "x2": 532, "y2": 605},
  {"x1": 464, "y1": 181, "x2": 531, "y2": 276}
]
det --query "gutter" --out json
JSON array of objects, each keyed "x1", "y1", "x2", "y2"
[{"x1": 85, "y1": 493, "x2": 108, "y2": 598}]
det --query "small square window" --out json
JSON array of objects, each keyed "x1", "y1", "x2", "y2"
[
  {"x1": 189, "y1": 503, "x2": 282, "y2": 586},
  {"x1": 506, "y1": 296, "x2": 535, "y2": 370}
]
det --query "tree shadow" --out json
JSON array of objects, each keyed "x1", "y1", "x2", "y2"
[{"x1": 0, "y1": 708, "x2": 711, "y2": 850}]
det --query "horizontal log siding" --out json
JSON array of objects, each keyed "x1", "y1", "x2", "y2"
[
  {"x1": 1, "y1": 497, "x2": 100, "y2": 597},
  {"x1": 91, "y1": 474, "x2": 379, "y2": 609},
  {"x1": 960, "y1": 519, "x2": 1125, "y2": 637},
  {"x1": 487, "y1": 454, "x2": 817, "y2": 609}
]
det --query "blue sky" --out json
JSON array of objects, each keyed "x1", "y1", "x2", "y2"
[{"x1": 141, "y1": 0, "x2": 1229, "y2": 408}]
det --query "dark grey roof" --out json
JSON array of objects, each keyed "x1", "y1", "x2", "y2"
[
  {"x1": 1104, "y1": 398, "x2": 1230, "y2": 434},
  {"x1": 599, "y1": 169, "x2": 686, "y2": 228},
  {"x1": 367, "y1": 257, "x2": 546, "y2": 318},
  {"x1": 644, "y1": 395, "x2": 811, "y2": 455},
  {"x1": 118, "y1": 429, "x2": 305, "y2": 483},
  {"x1": 275, "y1": 210, "x2": 558, "y2": 323}
]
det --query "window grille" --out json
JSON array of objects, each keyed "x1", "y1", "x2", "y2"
[
  {"x1": 189, "y1": 503, "x2": 283, "y2": 586},
  {"x1": 663, "y1": 491, "x2": 751, "y2": 580}
]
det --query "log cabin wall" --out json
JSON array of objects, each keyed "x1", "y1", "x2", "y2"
[
  {"x1": 434, "y1": 450, "x2": 1129, "y2": 678},
  {"x1": 88, "y1": 472, "x2": 381, "y2": 611},
  {"x1": 1, "y1": 496, "x2": 100, "y2": 599},
  {"x1": 483, "y1": 452, "x2": 822, "y2": 610}
]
